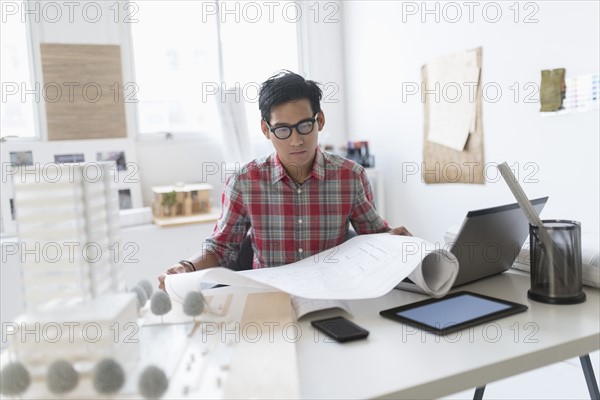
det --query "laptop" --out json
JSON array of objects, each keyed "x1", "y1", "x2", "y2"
[{"x1": 397, "y1": 197, "x2": 548, "y2": 292}]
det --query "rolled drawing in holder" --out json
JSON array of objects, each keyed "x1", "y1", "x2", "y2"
[{"x1": 497, "y1": 162, "x2": 567, "y2": 287}]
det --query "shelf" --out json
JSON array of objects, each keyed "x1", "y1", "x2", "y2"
[{"x1": 152, "y1": 209, "x2": 221, "y2": 227}]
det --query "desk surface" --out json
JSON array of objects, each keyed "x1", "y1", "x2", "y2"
[
  {"x1": 295, "y1": 271, "x2": 600, "y2": 399},
  {"x1": 2, "y1": 271, "x2": 597, "y2": 399}
]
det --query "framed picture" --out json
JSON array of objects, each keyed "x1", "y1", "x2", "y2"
[{"x1": 9, "y1": 151, "x2": 33, "y2": 166}]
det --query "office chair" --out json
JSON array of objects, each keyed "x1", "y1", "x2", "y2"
[{"x1": 226, "y1": 235, "x2": 254, "y2": 271}]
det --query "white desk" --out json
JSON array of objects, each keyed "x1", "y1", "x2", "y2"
[
  {"x1": 295, "y1": 271, "x2": 599, "y2": 399},
  {"x1": 2, "y1": 272, "x2": 597, "y2": 399}
]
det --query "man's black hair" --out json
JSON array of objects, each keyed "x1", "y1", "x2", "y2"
[{"x1": 258, "y1": 70, "x2": 322, "y2": 124}]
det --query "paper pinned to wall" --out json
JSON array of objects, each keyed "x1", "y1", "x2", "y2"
[
  {"x1": 426, "y1": 49, "x2": 480, "y2": 151},
  {"x1": 422, "y1": 47, "x2": 484, "y2": 184}
]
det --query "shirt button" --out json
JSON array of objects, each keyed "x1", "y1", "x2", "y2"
[
  {"x1": 298, "y1": 218, "x2": 303, "y2": 224},
  {"x1": 297, "y1": 189, "x2": 302, "y2": 194},
  {"x1": 298, "y1": 248, "x2": 304, "y2": 253}
]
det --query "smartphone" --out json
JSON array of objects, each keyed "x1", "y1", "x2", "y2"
[{"x1": 311, "y1": 316, "x2": 369, "y2": 343}]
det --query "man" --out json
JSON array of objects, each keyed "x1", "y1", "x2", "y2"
[{"x1": 158, "y1": 71, "x2": 410, "y2": 290}]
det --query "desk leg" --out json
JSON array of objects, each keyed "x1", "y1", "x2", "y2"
[
  {"x1": 473, "y1": 385, "x2": 486, "y2": 400},
  {"x1": 580, "y1": 354, "x2": 600, "y2": 400}
]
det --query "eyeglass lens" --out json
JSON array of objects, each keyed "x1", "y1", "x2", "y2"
[{"x1": 273, "y1": 120, "x2": 314, "y2": 138}]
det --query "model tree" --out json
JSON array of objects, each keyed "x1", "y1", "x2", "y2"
[
  {"x1": 0, "y1": 362, "x2": 31, "y2": 397},
  {"x1": 131, "y1": 285, "x2": 148, "y2": 310},
  {"x1": 183, "y1": 291, "x2": 205, "y2": 322},
  {"x1": 150, "y1": 291, "x2": 172, "y2": 324},
  {"x1": 138, "y1": 365, "x2": 169, "y2": 399},
  {"x1": 93, "y1": 358, "x2": 125, "y2": 396},
  {"x1": 161, "y1": 191, "x2": 177, "y2": 216},
  {"x1": 138, "y1": 279, "x2": 154, "y2": 299},
  {"x1": 47, "y1": 359, "x2": 79, "y2": 394}
]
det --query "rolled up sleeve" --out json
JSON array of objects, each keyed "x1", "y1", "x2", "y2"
[
  {"x1": 350, "y1": 168, "x2": 390, "y2": 234},
  {"x1": 204, "y1": 174, "x2": 250, "y2": 266}
]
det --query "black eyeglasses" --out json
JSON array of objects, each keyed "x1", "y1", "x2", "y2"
[{"x1": 265, "y1": 114, "x2": 318, "y2": 140}]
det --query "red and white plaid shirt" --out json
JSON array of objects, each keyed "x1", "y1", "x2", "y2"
[{"x1": 205, "y1": 147, "x2": 390, "y2": 268}]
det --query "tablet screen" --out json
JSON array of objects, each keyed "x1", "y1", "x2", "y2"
[
  {"x1": 380, "y1": 291, "x2": 528, "y2": 334},
  {"x1": 395, "y1": 294, "x2": 511, "y2": 329}
]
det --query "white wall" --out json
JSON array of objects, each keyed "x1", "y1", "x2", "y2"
[{"x1": 342, "y1": 1, "x2": 600, "y2": 242}]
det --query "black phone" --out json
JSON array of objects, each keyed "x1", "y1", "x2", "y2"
[{"x1": 311, "y1": 316, "x2": 369, "y2": 343}]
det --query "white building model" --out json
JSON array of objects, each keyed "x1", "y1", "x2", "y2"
[
  {"x1": 3, "y1": 163, "x2": 140, "y2": 398},
  {"x1": 14, "y1": 163, "x2": 125, "y2": 308}
]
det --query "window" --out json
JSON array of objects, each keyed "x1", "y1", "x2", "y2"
[
  {"x1": 129, "y1": 0, "x2": 299, "y2": 138},
  {"x1": 218, "y1": 0, "x2": 299, "y2": 141},
  {"x1": 1, "y1": 3, "x2": 37, "y2": 139},
  {"x1": 130, "y1": 1, "x2": 221, "y2": 135}
]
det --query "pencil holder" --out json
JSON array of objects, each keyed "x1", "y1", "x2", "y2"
[{"x1": 528, "y1": 220, "x2": 586, "y2": 304}]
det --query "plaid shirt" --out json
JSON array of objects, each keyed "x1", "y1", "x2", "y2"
[{"x1": 205, "y1": 147, "x2": 390, "y2": 268}]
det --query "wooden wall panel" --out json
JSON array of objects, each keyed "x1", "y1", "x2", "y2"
[{"x1": 40, "y1": 43, "x2": 127, "y2": 140}]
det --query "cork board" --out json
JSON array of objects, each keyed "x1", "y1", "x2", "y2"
[
  {"x1": 422, "y1": 47, "x2": 484, "y2": 184},
  {"x1": 40, "y1": 43, "x2": 127, "y2": 140}
]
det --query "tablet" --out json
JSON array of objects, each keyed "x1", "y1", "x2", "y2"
[{"x1": 380, "y1": 291, "x2": 528, "y2": 335}]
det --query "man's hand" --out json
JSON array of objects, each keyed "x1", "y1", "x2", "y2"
[
  {"x1": 389, "y1": 226, "x2": 413, "y2": 236},
  {"x1": 157, "y1": 263, "x2": 193, "y2": 291}
]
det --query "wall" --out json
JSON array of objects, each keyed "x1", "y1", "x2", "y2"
[{"x1": 342, "y1": 1, "x2": 600, "y2": 242}]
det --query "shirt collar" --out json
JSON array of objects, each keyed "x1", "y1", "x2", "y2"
[{"x1": 271, "y1": 147, "x2": 325, "y2": 184}]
